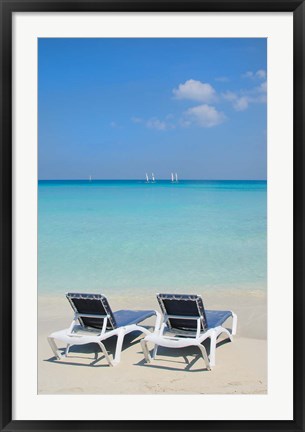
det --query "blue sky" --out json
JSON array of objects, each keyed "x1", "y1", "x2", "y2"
[{"x1": 38, "y1": 38, "x2": 267, "y2": 180}]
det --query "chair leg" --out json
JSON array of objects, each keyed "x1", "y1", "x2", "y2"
[
  {"x1": 97, "y1": 342, "x2": 114, "y2": 366},
  {"x1": 48, "y1": 337, "x2": 62, "y2": 360},
  {"x1": 209, "y1": 332, "x2": 217, "y2": 367},
  {"x1": 113, "y1": 330, "x2": 125, "y2": 365},
  {"x1": 152, "y1": 345, "x2": 158, "y2": 359},
  {"x1": 65, "y1": 344, "x2": 71, "y2": 357},
  {"x1": 218, "y1": 327, "x2": 233, "y2": 342},
  {"x1": 197, "y1": 344, "x2": 211, "y2": 371},
  {"x1": 141, "y1": 339, "x2": 152, "y2": 363},
  {"x1": 209, "y1": 326, "x2": 232, "y2": 367},
  {"x1": 232, "y1": 312, "x2": 238, "y2": 335}
]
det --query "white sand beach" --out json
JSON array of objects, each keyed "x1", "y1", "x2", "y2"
[{"x1": 38, "y1": 290, "x2": 267, "y2": 395}]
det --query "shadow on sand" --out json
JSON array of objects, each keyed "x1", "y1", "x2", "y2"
[
  {"x1": 134, "y1": 336, "x2": 232, "y2": 373},
  {"x1": 44, "y1": 330, "x2": 232, "y2": 372},
  {"x1": 44, "y1": 331, "x2": 144, "y2": 368}
]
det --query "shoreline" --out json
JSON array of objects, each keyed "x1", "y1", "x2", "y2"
[{"x1": 39, "y1": 287, "x2": 267, "y2": 340}]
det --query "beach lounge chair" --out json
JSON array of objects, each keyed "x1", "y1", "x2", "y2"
[
  {"x1": 141, "y1": 293, "x2": 237, "y2": 370},
  {"x1": 47, "y1": 293, "x2": 161, "y2": 366}
]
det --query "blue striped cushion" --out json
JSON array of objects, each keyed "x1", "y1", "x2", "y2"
[
  {"x1": 205, "y1": 310, "x2": 232, "y2": 329},
  {"x1": 113, "y1": 310, "x2": 155, "y2": 327}
]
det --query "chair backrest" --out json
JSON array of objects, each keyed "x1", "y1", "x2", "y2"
[
  {"x1": 157, "y1": 293, "x2": 208, "y2": 332},
  {"x1": 66, "y1": 293, "x2": 117, "y2": 330}
]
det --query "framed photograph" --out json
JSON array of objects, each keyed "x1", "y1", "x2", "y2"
[{"x1": 1, "y1": 1, "x2": 304, "y2": 431}]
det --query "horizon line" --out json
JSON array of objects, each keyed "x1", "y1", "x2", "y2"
[{"x1": 38, "y1": 178, "x2": 267, "y2": 181}]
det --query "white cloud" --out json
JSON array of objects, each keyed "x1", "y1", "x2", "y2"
[
  {"x1": 222, "y1": 91, "x2": 238, "y2": 102},
  {"x1": 242, "y1": 71, "x2": 254, "y2": 79},
  {"x1": 222, "y1": 78, "x2": 267, "y2": 111},
  {"x1": 146, "y1": 118, "x2": 168, "y2": 131},
  {"x1": 233, "y1": 97, "x2": 249, "y2": 111},
  {"x1": 256, "y1": 69, "x2": 267, "y2": 79},
  {"x1": 185, "y1": 104, "x2": 225, "y2": 128},
  {"x1": 131, "y1": 116, "x2": 143, "y2": 124},
  {"x1": 132, "y1": 115, "x2": 175, "y2": 131},
  {"x1": 222, "y1": 91, "x2": 248, "y2": 111},
  {"x1": 242, "y1": 69, "x2": 267, "y2": 80},
  {"x1": 132, "y1": 74, "x2": 266, "y2": 129},
  {"x1": 173, "y1": 79, "x2": 216, "y2": 103},
  {"x1": 258, "y1": 80, "x2": 267, "y2": 93}
]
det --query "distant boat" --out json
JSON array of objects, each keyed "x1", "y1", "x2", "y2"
[
  {"x1": 152, "y1": 173, "x2": 156, "y2": 183},
  {"x1": 89, "y1": 175, "x2": 92, "y2": 182},
  {"x1": 145, "y1": 173, "x2": 149, "y2": 183},
  {"x1": 171, "y1": 173, "x2": 174, "y2": 182},
  {"x1": 175, "y1": 173, "x2": 178, "y2": 182}
]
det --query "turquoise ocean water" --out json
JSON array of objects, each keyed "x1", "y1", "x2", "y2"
[{"x1": 38, "y1": 180, "x2": 267, "y2": 297}]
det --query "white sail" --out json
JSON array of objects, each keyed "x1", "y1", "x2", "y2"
[
  {"x1": 145, "y1": 173, "x2": 149, "y2": 182},
  {"x1": 152, "y1": 173, "x2": 155, "y2": 182},
  {"x1": 175, "y1": 173, "x2": 178, "y2": 182},
  {"x1": 171, "y1": 173, "x2": 174, "y2": 182},
  {"x1": 89, "y1": 175, "x2": 92, "y2": 182}
]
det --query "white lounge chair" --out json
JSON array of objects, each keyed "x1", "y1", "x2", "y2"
[
  {"x1": 141, "y1": 293, "x2": 237, "y2": 370},
  {"x1": 48, "y1": 292, "x2": 161, "y2": 366}
]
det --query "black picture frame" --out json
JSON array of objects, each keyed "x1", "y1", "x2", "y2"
[{"x1": 1, "y1": 1, "x2": 304, "y2": 431}]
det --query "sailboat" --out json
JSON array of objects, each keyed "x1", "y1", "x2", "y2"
[
  {"x1": 175, "y1": 173, "x2": 178, "y2": 183},
  {"x1": 89, "y1": 175, "x2": 92, "y2": 182},
  {"x1": 145, "y1": 173, "x2": 149, "y2": 183},
  {"x1": 171, "y1": 173, "x2": 174, "y2": 182},
  {"x1": 151, "y1": 173, "x2": 156, "y2": 183}
]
